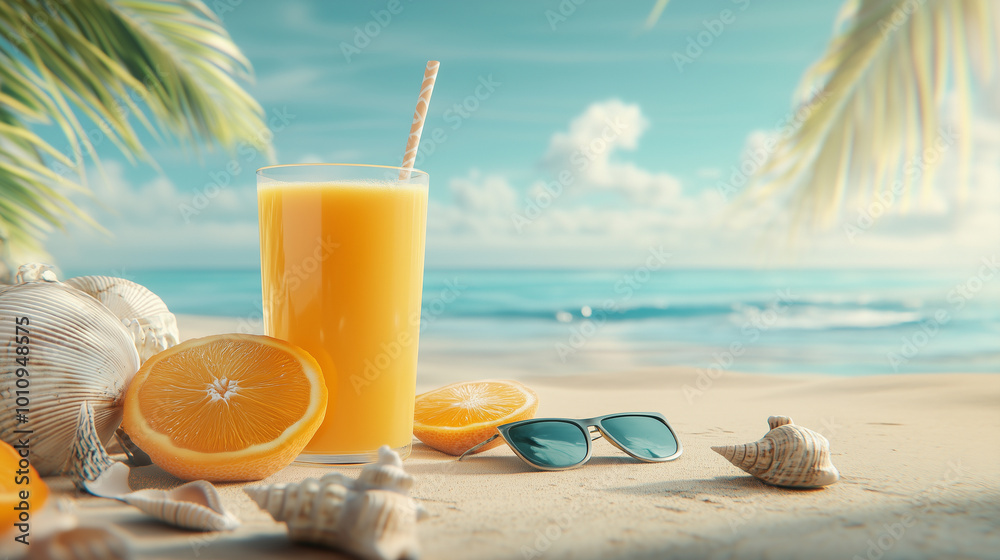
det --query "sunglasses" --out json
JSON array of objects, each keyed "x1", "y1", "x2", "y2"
[{"x1": 457, "y1": 412, "x2": 683, "y2": 471}]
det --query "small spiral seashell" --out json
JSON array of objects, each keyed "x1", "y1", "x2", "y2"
[
  {"x1": 246, "y1": 446, "x2": 424, "y2": 560},
  {"x1": 711, "y1": 415, "x2": 840, "y2": 488},
  {"x1": 355, "y1": 445, "x2": 415, "y2": 493}
]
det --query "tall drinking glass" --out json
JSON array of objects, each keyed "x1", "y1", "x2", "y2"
[{"x1": 256, "y1": 164, "x2": 428, "y2": 463}]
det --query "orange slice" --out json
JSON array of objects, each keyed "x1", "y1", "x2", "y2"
[
  {"x1": 0, "y1": 440, "x2": 48, "y2": 533},
  {"x1": 413, "y1": 380, "x2": 538, "y2": 456},
  {"x1": 122, "y1": 334, "x2": 328, "y2": 482}
]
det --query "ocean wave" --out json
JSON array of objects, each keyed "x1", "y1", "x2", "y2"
[
  {"x1": 730, "y1": 307, "x2": 924, "y2": 330},
  {"x1": 435, "y1": 300, "x2": 927, "y2": 330}
]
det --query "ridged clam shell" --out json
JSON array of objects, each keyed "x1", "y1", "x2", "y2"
[
  {"x1": 64, "y1": 275, "x2": 179, "y2": 362},
  {"x1": 121, "y1": 480, "x2": 240, "y2": 531},
  {"x1": 0, "y1": 281, "x2": 141, "y2": 475},
  {"x1": 246, "y1": 446, "x2": 423, "y2": 560},
  {"x1": 712, "y1": 415, "x2": 840, "y2": 488},
  {"x1": 26, "y1": 527, "x2": 133, "y2": 560}
]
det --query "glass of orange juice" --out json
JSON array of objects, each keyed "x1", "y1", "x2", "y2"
[{"x1": 256, "y1": 163, "x2": 428, "y2": 464}]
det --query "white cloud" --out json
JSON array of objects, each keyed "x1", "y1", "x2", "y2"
[
  {"x1": 541, "y1": 99, "x2": 681, "y2": 206},
  {"x1": 43, "y1": 96, "x2": 1000, "y2": 271},
  {"x1": 425, "y1": 96, "x2": 1000, "y2": 269},
  {"x1": 46, "y1": 161, "x2": 259, "y2": 270},
  {"x1": 449, "y1": 170, "x2": 518, "y2": 213}
]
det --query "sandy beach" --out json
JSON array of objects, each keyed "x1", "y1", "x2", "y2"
[{"x1": 19, "y1": 316, "x2": 1000, "y2": 559}]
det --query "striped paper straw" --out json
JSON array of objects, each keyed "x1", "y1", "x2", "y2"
[{"x1": 399, "y1": 60, "x2": 440, "y2": 180}]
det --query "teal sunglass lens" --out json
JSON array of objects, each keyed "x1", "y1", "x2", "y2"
[
  {"x1": 601, "y1": 416, "x2": 678, "y2": 459},
  {"x1": 507, "y1": 421, "x2": 588, "y2": 469}
]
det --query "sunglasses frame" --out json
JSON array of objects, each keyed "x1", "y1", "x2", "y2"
[{"x1": 458, "y1": 412, "x2": 683, "y2": 471}]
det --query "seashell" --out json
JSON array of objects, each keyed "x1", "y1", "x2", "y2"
[
  {"x1": 27, "y1": 527, "x2": 133, "y2": 560},
  {"x1": 0, "y1": 277, "x2": 141, "y2": 475},
  {"x1": 15, "y1": 262, "x2": 58, "y2": 283},
  {"x1": 354, "y1": 444, "x2": 415, "y2": 494},
  {"x1": 120, "y1": 480, "x2": 240, "y2": 531},
  {"x1": 712, "y1": 415, "x2": 840, "y2": 488},
  {"x1": 246, "y1": 445, "x2": 425, "y2": 560},
  {"x1": 62, "y1": 403, "x2": 238, "y2": 531},
  {"x1": 64, "y1": 275, "x2": 179, "y2": 362},
  {"x1": 64, "y1": 402, "x2": 132, "y2": 497}
]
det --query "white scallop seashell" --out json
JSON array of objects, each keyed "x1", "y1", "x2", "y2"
[
  {"x1": 64, "y1": 275, "x2": 179, "y2": 362},
  {"x1": 26, "y1": 527, "x2": 133, "y2": 560},
  {"x1": 120, "y1": 480, "x2": 240, "y2": 531},
  {"x1": 0, "y1": 279, "x2": 141, "y2": 475},
  {"x1": 711, "y1": 415, "x2": 840, "y2": 488},
  {"x1": 246, "y1": 446, "x2": 424, "y2": 560}
]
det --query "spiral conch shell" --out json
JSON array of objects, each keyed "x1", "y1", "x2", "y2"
[
  {"x1": 246, "y1": 446, "x2": 427, "y2": 560},
  {"x1": 64, "y1": 275, "x2": 179, "y2": 362},
  {"x1": 711, "y1": 415, "x2": 839, "y2": 488},
  {"x1": 0, "y1": 270, "x2": 141, "y2": 475}
]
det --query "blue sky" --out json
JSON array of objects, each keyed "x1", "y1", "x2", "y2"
[{"x1": 43, "y1": 0, "x2": 1000, "y2": 271}]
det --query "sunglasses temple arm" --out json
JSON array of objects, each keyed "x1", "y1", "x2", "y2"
[{"x1": 457, "y1": 434, "x2": 501, "y2": 461}]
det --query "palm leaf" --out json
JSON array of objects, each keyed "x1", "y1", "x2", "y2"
[
  {"x1": 645, "y1": 0, "x2": 998, "y2": 228},
  {"x1": 0, "y1": 0, "x2": 270, "y2": 269},
  {"x1": 644, "y1": 0, "x2": 671, "y2": 30},
  {"x1": 745, "y1": 0, "x2": 998, "y2": 226}
]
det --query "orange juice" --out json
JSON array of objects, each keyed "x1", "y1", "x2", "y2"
[{"x1": 257, "y1": 173, "x2": 428, "y2": 461}]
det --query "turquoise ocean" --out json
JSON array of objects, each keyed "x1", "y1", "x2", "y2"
[{"x1": 64, "y1": 268, "x2": 1000, "y2": 376}]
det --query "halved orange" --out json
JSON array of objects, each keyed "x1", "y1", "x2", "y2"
[
  {"x1": 0, "y1": 440, "x2": 48, "y2": 532},
  {"x1": 122, "y1": 334, "x2": 328, "y2": 482},
  {"x1": 413, "y1": 380, "x2": 538, "y2": 456}
]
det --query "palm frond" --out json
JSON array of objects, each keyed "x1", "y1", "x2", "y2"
[
  {"x1": 745, "y1": 0, "x2": 999, "y2": 226},
  {"x1": 643, "y1": 0, "x2": 671, "y2": 30},
  {"x1": 0, "y1": 0, "x2": 270, "y2": 266}
]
